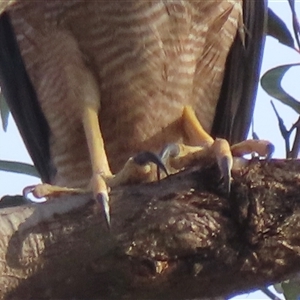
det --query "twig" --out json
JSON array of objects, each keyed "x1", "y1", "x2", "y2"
[
  {"x1": 270, "y1": 101, "x2": 291, "y2": 157},
  {"x1": 290, "y1": 116, "x2": 300, "y2": 158},
  {"x1": 288, "y1": 0, "x2": 300, "y2": 50},
  {"x1": 261, "y1": 287, "x2": 282, "y2": 300}
]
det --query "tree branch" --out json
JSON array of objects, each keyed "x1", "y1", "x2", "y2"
[{"x1": 1, "y1": 159, "x2": 300, "y2": 299}]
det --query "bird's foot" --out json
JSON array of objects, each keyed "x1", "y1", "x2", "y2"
[
  {"x1": 172, "y1": 105, "x2": 274, "y2": 194},
  {"x1": 160, "y1": 139, "x2": 232, "y2": 193},
  {"x1": 23, "y1": 176, "x2": 111, "y2": 226},
  {"x1": 91, "y1": 151, "x2": 168, "y2": 227},
  {"x1": 23, "y1": 151, "x2": 168, "y2": 227},
  {"x1": 160, "y1": 138, "x2": 274, "y2": 194},
  {"x1": 23, "y1": 179, "x2": 111, "y2": 227}
]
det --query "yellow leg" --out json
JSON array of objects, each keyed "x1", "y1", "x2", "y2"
[
  {"x1": 82, "y1": 105, "x2": 111, "y2": 177},
  {"x1": 82, "y1": 104, "x2": 112, "y2": 225},
  {"x1": 182, "y1": 106, "x2": 214, "y2": 146}
]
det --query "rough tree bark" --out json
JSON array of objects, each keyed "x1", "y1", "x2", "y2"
[{"x1": 1, "y1": 158, "x2": 300, "y2": 299}]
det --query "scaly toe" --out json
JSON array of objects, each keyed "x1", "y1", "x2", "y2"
[
  {"x1": 231, "y1": 139, "x2": 275, "y2": 159},
  {"x1": 23, "y1": 184, "x2": 86, "y2": 200}
]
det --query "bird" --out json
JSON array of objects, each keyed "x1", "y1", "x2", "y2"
[{"x1": 0, "y1": 0, "x2": 270, "y2": 225}]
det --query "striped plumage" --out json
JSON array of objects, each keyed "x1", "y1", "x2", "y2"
[{"x1": 0, "y1": 1, "x2": 266, "y2": 190}]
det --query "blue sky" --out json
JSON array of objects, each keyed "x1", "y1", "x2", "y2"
[{"x1": 0, "y1": 1, "x2": 299, "y2": 299}]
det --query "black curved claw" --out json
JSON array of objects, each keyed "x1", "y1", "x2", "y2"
[{"x1": 133, "y1": 151, "x2": 169, "y2": 180}]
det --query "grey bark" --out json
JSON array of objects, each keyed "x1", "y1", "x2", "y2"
[{"x1": 0, "y1": 158, "x2": 300, "y2": 299}]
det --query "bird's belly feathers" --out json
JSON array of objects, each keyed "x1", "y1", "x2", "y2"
[{"x1": 9, "y1": 0, "x2": 242, "y2": 186}]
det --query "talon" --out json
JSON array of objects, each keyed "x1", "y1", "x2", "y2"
[
  {"x1": 133, "y1": 151, "x2": 169, "y2": 177},
  {"x1": 91, "y1": 173, "x2": 111, "y2": 228},
  {"x1": 159, "y1": 144, "x2": 180, "y2": 178},
  {"x1": 23, "y1": 185, "x2": 36, "y2": 199},
  {"x1": 96, "y1": 192, "x2": 110, "y2": 228},
  {"x1": 266, "y1": 143, "x2": 275, "y2": 160},
  {"x1": 219, "y1": 156, "x2": 232, "y2": 195},
  {"x1": 160, "y1": 143, "x2": 180, "y2": 162},
  {"x1": 212, "y1": 138, "x2": 233, "y2": 195}
]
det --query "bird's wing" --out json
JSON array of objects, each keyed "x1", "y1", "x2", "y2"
[
  {"x1": 0, "y1": 12, "x2": 53, "y2": 183},
  {"x1": 211, "y1": 0, "x2": 267, "y2": 144}
]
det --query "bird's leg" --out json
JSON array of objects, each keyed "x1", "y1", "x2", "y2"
[
  {"x1": 23, "y1": 91, "x2": 166, "y2": 228},
  {"x1": 23, "y1": 65, "x2": 113, "y2": 225},
  {"x1": 162, "y1": 106, "x2": 273, "y2": 193},
  {"x1": 78, "y1": 73, "x2": 170, "y2": 222},
  {"x1": 82, "y1": 103, "x2": 112, "y2": 225},
  {"x1": 23, "y1": 100, "x2": 166, "y2": 227},
  {"x1": 182, "y1": 105, "x2": 214, "y2": 146}
]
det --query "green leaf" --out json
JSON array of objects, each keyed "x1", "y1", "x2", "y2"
[
  {"x1": 261, "y1": 63, "x2": 300, "y2": 114},
  {"x1": 0, "y1": 93, "x2": 10, "y2": 132},
  {"x1": 288, "y1": 0, "x2": 300, "y2": 49},
  {"x1": 273, "y1": 283, "x2": 284, "y2": 294},
  {"x1": 0, "y1": 160, "x2": 40, "y2": 178},
  {"x1": 282, "y1": 279, "x2": 300, "y2": 300},
  {"x1": 267, "y1": 8, "x2": 295, "y2": 49}
]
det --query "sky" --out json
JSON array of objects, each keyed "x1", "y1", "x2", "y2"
[{"x1": 0, "y1": 1, "x2": 299, "y2": 299}]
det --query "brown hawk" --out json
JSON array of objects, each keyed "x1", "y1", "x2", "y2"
[{"x1": 0, "y1": 0, "x2": 269, "y2": 225}]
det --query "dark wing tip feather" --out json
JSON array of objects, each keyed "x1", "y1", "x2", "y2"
[
  {"x1": 0, "y1": 12, "x2": 53, "y2": 183},
  {"x1": 211, "y1": 0, "x2": 267, "y2": 144}
]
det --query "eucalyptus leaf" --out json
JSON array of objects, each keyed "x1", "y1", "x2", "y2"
[
  {"x1": 0, "y1": 160, "x2": 40, "y2": 178},
  {"x1": 267, "y1": 8, "x2": 295, "y2": 49},
  {"x1": 0, "y1": 93, "x2": 9, "y2": 132},
  {"x1": 261, "y1": 63, "x2": 300, "y2": 114},
  {"x1": 282, "y1": 279, "x2": 300, "y2": 300},
  {"x1": 288, "y1": 0, "x2": 295, "y2": 11},
  {"x1": 273, "y1": 283, "x2": 284, "y2": 294},
  {"x1": 288, "y1": 0, "x2": 300, "y2": 49}
]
